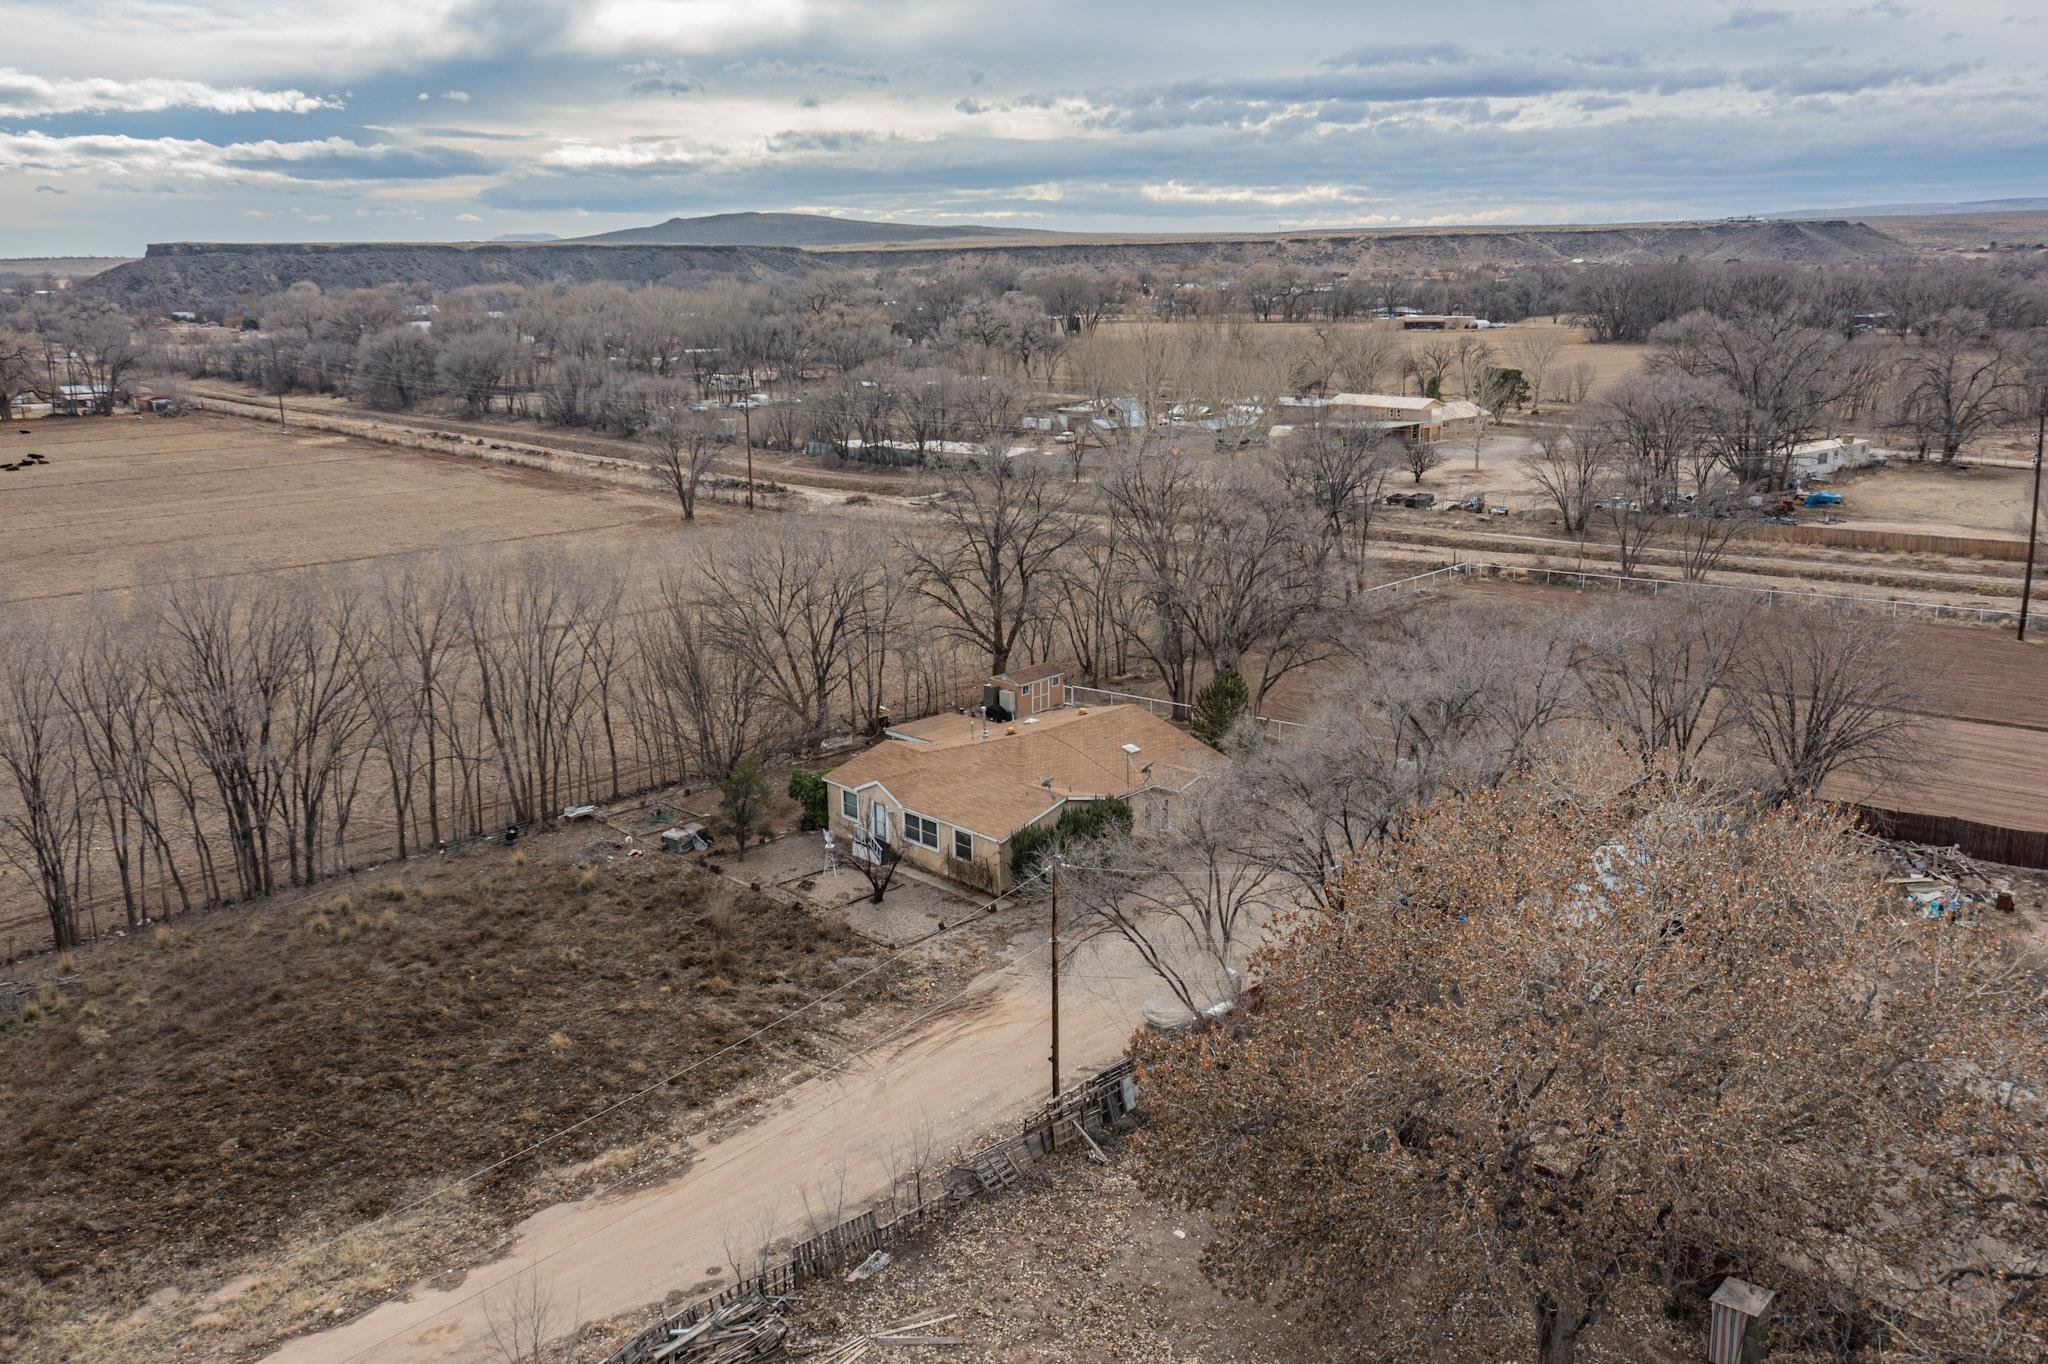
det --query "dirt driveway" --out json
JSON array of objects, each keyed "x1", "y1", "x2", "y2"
[{"x1": 260, "y1": 915, "x2": 1166, "y2": 1364}]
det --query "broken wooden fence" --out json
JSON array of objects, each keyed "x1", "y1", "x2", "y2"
[{"x1": 599, "y1": 1058, "x2": 1139, "y2": 1364}]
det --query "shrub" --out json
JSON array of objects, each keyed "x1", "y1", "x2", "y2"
[
  {"x1": 1009, "y1": 797, "x2": 1133, "y2": 878},
  {"x1": 1190, "y1": 670, "x2": 1249, "y2": 748},
  {"x1": 787, "y1": 768, "x2": 829, "y2": 830}
]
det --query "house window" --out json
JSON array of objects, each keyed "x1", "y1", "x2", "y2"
[
  {"x1": 953, "y1": 828, "x2": 974, "y2": 860},
  {"x1": 904, "y1": 812, "x2": 940, "y2": 849},
  {"x1": 840, "y1": 787, "x2": 858, "y2": 819}
]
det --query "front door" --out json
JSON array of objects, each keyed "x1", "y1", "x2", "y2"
[{"x1": 867, "y1": 800, "x2": 891, "y2": 845}]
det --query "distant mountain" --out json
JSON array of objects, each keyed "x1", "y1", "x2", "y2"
[
  {"x1": 568, "y1": 211, "x2": 1050, "y2": 247},
  {"x1": 1774, "y1": 196, "x2": 2048, "y2": 220},
  {"x1": 489, "y1": 232, "x2": 561, "y2": 242}
]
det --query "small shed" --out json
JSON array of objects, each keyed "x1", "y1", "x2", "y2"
[{"x1": 984, "y1": 663, "x2": 1065, "y2": 722}]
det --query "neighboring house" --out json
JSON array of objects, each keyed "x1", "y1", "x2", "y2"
[
  {"x1": 1789, "y1": 436, "x2": 1879, "y2": 481},
  {"x1": 53, "y1": 383, "x2": 111, "y2": 416},
  {"x1": 1396, "y1": 313, "x2": 1485, "y2": 330},
  {"x1": 822, "y1": 697, "x2": 1220, "y2": 894},
  {"x1": 1328, "y1": 393, "x2": 1486, "y2": 443}
]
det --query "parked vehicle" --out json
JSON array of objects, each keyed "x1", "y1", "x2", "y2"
[{"x1": 1403, "y1": 492, "x2": 1437, "y2": 509}]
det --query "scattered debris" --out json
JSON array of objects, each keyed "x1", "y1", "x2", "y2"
[
  {"x1": 843, "y1": 1251, "x2": 890, "y2": 1284},
  {"x1": 819, "y1": 1311, "x2": 962, "y2": 1361},
  {"x1": 1858, "y1": 833, "x2": 2014, "y2": 921},
  {"x1": 662, "y1": 823, "x2": 711, "y2": 854}
]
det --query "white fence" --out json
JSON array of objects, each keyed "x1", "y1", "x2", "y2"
[{"x1": 1063, "y1": 685, "x2": 1305, "y2": 734}]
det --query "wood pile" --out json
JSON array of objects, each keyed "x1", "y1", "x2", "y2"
[{"x1": 649, "y1": 1293, "x2": 790, "y2": 1363}]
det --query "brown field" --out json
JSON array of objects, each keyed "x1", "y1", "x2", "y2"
[
  {"x1": 1826, "y1": 459, "x2": 2038, "y2": 540},
  {"x1": 0, "y1": 826, "x2": 898, "y2": 1362},
  {"x1": 0, "y1": 411, "x2": 691, "y2": 609}
]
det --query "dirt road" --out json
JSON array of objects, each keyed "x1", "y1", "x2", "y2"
[{"x1": 260, "y1": 924, "x2": 1162, "y2": 1364}]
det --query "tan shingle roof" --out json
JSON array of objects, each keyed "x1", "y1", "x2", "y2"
[{"x1": 825, "y1": 705, "x2": 1220, "y2": 840}]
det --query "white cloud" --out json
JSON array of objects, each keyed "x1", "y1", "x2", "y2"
[
  {"x1": 1141, "y1": 180, "x2": 1368, "y2": 207},
  {"x1": 0, "y1": 129, "x2": 490, "y2": 184},
  {"x1": 456, "y1": 211, "x2": 481, "y2": 220},
  {"x1": 443, "y1": 89, "x2": 470, "y2": 102},
  {"x1": 0, "y1": 66, "x2": 334, "y2": 116},
  {"x1": 577, "y1": 0, "x2": 821, "y2": 54}
]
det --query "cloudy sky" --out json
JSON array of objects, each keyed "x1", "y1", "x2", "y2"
[{"x1": 1, "y1": 0, "x2": 2043, "y2": 255}]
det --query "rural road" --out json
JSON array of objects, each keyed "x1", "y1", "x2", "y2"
[{"x1": 261, "y1": 924, "x2": 1165, "y2": 1364}]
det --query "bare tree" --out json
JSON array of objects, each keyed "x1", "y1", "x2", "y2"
[
  {"x1": 484, "y1": 1268, "x2": 576, "y2": 1364},
  {"x1": 1520, "y1": 425, "x2": 1607, "y2": 534},
  {"x1": 1893, "y1": 311, "x2": 2019, "y2": 464},
  {"x1": 1104, "y1": 456, "x2": 1335, "y2": 706},
  {"x1": 1651, "y1": 307, "x2": 1852, "y2": 486},
  {"x1": 640, "y1": 400, "x2": 720, "y2": 520},
  {"x1": 635, "y1": 565, "x2": 777, "y2": 783},
  {"x1": 1327, "y1": 325, "x2": 1403, "y2": 396},
  {"x1": 1502, "y1": 326, "x2": 1566, "y2": 410},
  {"x1": 1405, "y1": 337, "x2": 1459, "y2": 397},
  {"x1": 1059, "y1": 782, "x2": 1277, "y2": 1019},
  {"x1": 1576, "y1": 599, "x2": 1746, "y2": 782},
  {"x1": 0, "y1": 618, "x2": 91, "y2": 949},
  {"x1": 1401, "y1": 440, "x2": 1446, "y2": 485},
  {"x1": 1730, "y1": 607, "x2": 1927, "y2": 803},
  {"x1": 1669, "y1": 473, "x2": 1752, "y2": 581},
  {"x1": 901, "y1": 454, "x2": 1079, "y2": 676},
  {"x1": 696, "y1": 524, "x2": 890, "y2": 739},
  {"x1": 1265, "y1": 426, "x2": 1393, "y2": 588}
]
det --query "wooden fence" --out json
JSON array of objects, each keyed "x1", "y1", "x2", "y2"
[
  {"x1": 597, "y1": 1059, "x2": 1139, "y2": 1364},
  {"x1": 1855, "y1": 807, "x2": 2048, "y2": 870},
  {"x1": 1747, "y1": 522, "x2": 2030, "y2": 562}
]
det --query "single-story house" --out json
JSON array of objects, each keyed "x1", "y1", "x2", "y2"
[
  {"x1": 1328, "y1": 393, "x2": 1486, "y2": 442},
  {"x1": 53, "y1": 383, "x2": 112, "y2": 416},
  {"x1": 1396, "y1": 313, "x2": 1485, "y2": 330},
  {"x1": 823, "y1": 697, "x2": 1220, "y2": 894}
]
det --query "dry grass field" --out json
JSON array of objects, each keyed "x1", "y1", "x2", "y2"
[
  {"x1": 1826, "y1": 459, "x2": 2038, "y2": 540},
  {"x1": 0, "y1": 412, "x2": 691, "y2": 609},
  {"x1": 0, "y1": 829, "x2": 895, "y2": 1362}
]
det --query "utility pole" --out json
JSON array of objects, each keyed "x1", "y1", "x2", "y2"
[
  {"x1": 277, "y1": 391, "x2": 287, "y2": 428},
  {"x1": 1048, "y1": 854, "x2": 1061, "y2": 1103},
  {"x1": 2021, "y1": 396, "x2": 2044, "y2": 643},
  {"x1": 741, "y1": 396, "x2": 756, "y2": 511}
]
